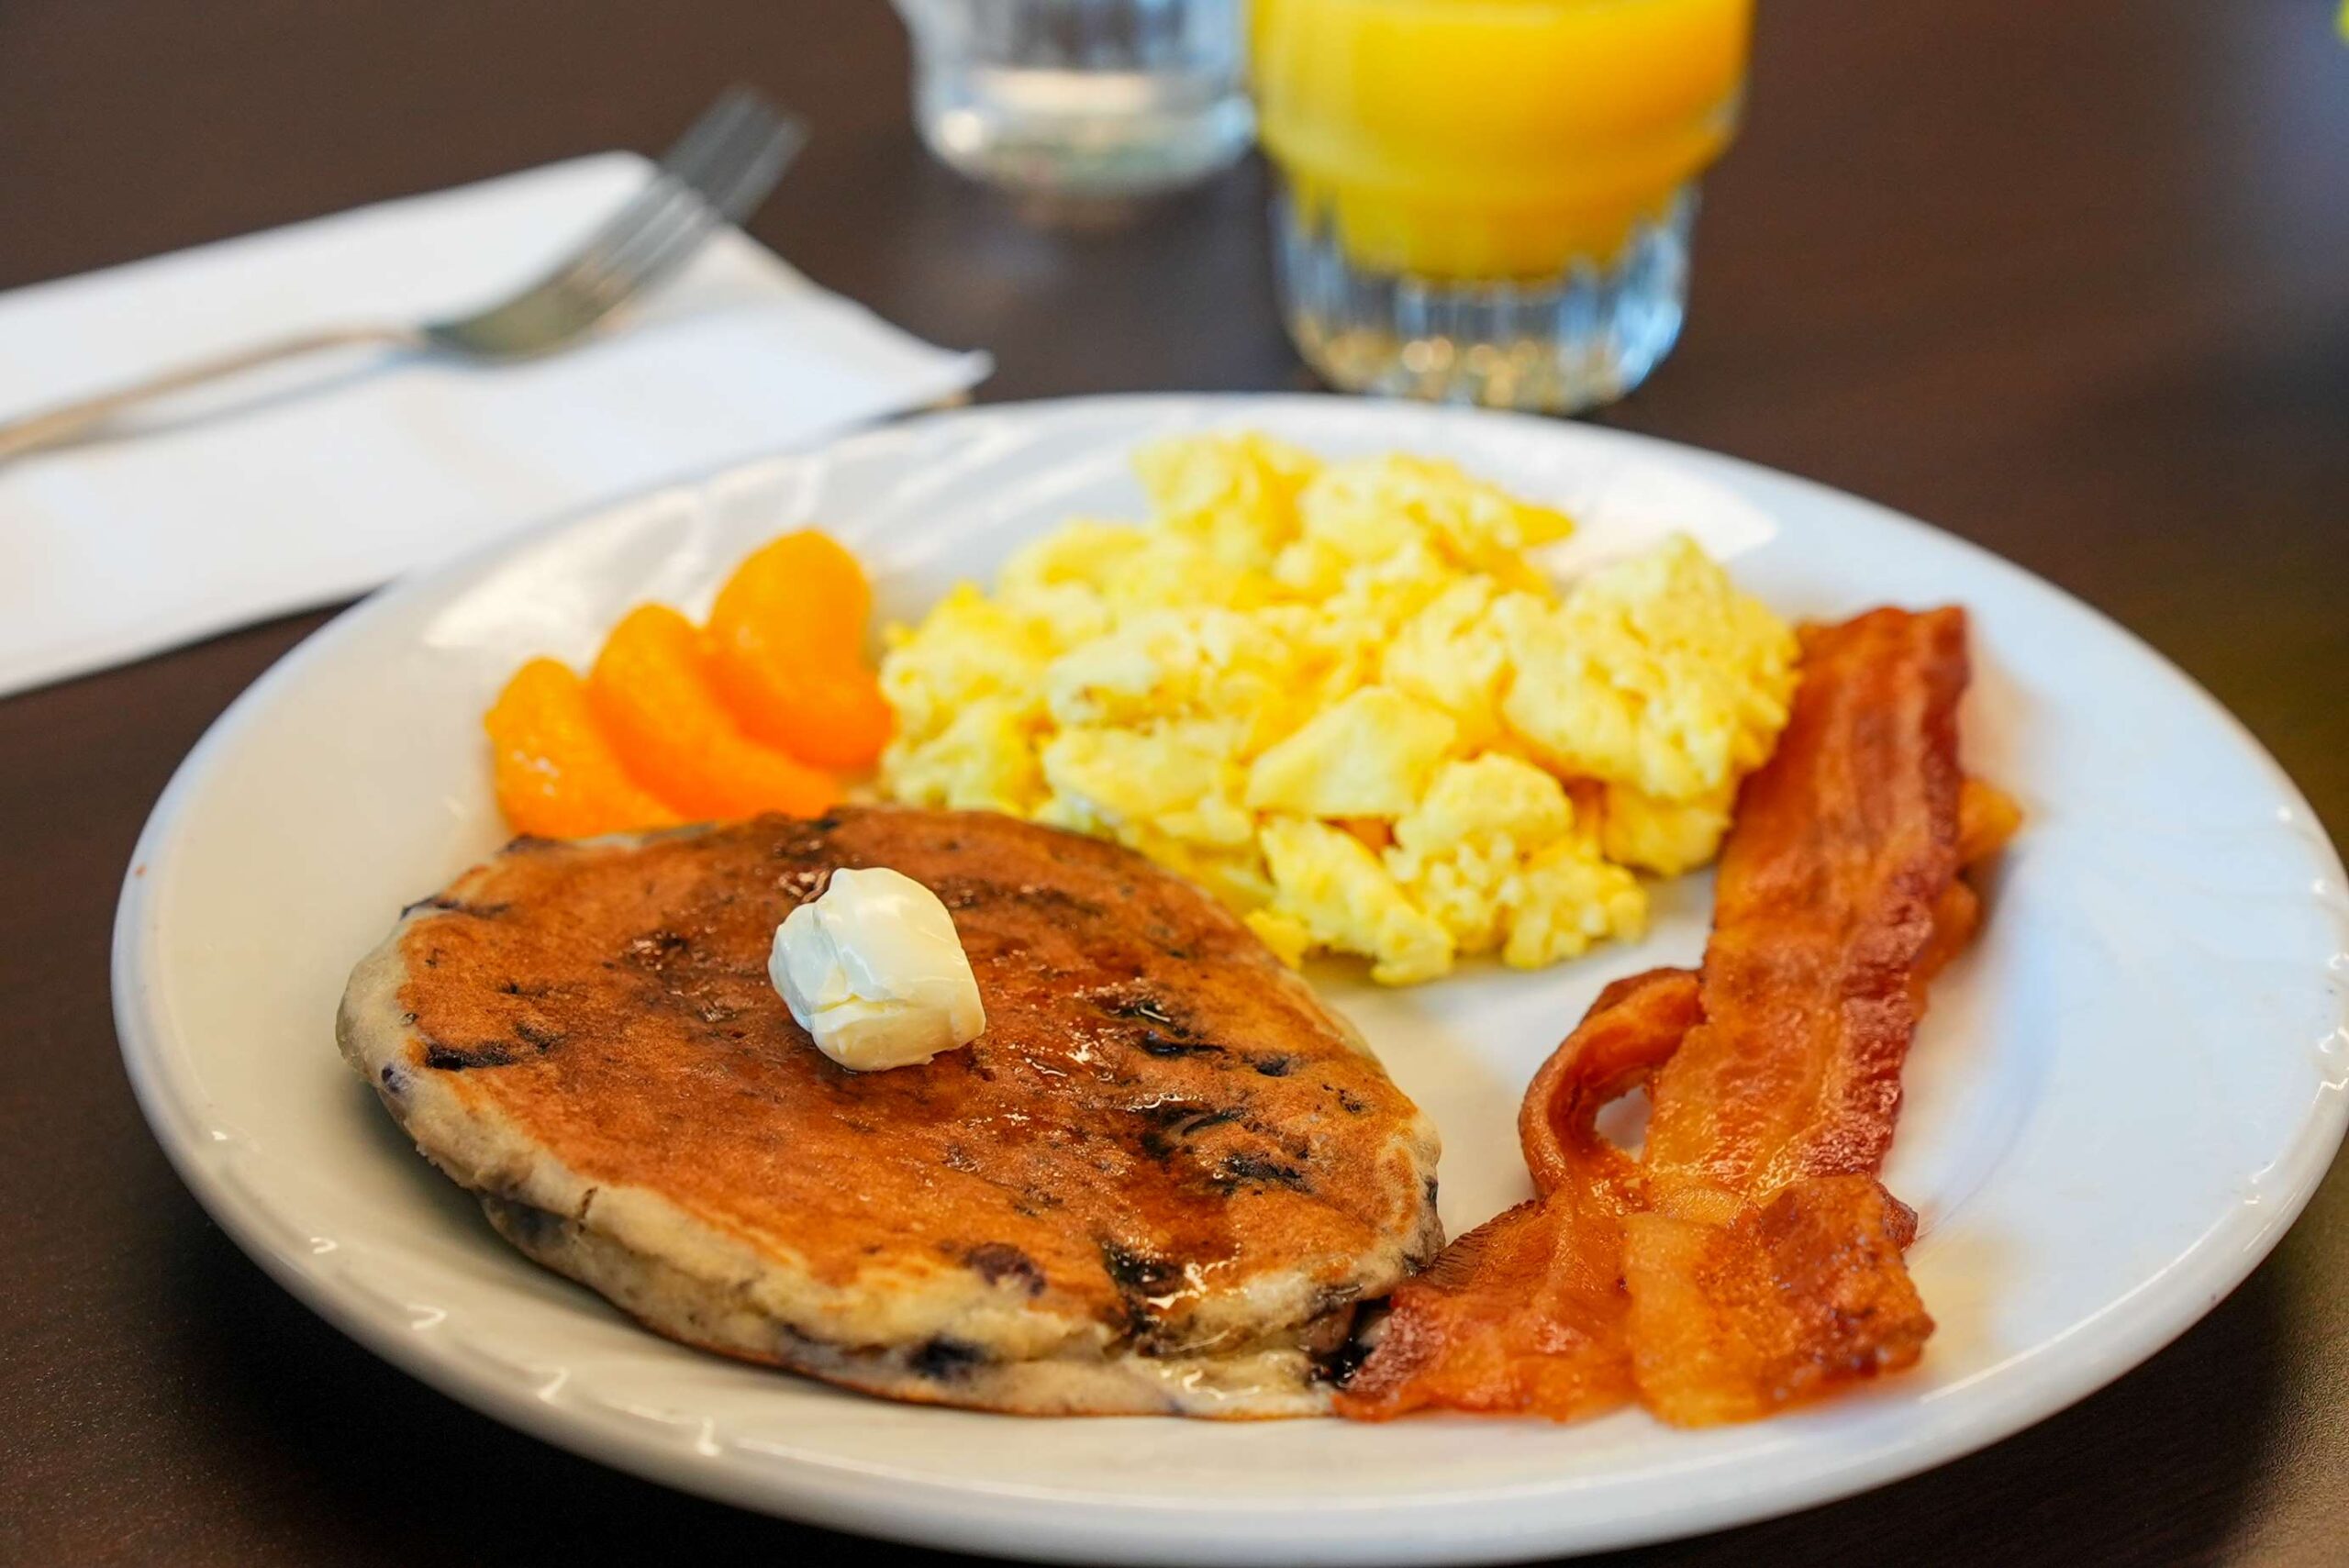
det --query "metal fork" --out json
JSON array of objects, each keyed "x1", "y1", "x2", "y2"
[{"x1": 0, "y1": 88, "x2": 807, "y2": 462}]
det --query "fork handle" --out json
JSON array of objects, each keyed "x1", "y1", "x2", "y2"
[{"x1": 0, "y1": 323, "x2": 424, "y2": 462}]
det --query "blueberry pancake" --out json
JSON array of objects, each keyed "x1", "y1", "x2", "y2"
[{"x1": 337, "y1": 807, "x2": 1442, "y2": 1417}]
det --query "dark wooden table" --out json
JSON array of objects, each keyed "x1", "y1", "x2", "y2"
[{"x1": 4, "y1": 2, "x2": 2343, "y2": 1563}]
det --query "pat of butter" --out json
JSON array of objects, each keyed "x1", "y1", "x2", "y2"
[{"x1": 770, "y1": 866, "x2": 985, "y2": 1071}]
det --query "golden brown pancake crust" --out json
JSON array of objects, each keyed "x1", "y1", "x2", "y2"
[{"x1": 384, "y1": 807, "x2": 1439, "y2": 1382}]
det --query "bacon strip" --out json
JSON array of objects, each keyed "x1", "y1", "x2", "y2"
[
  {"x1": 1519, "y1": 967, "x2": 1702, "y2": 1204},
  {"x1": 1336, "y1": 969, "x2": 1698, "y2": 1421},
  {"x1": 1627, "y1": 606, "x2": 1969, "y2": 1424},
  {"x1": 1641, "y1": 607, "x2": 1968, "y2": 1196},
  {"x1": 1330, "y1": 1188, "x2": 1636, "y2": 1422},
  {"x1": 1337, "y1": 607, "x2": 1996, "y2": 1427},
  {"x1": 1623, "y1": 1174, "x2": 1932, "y2": 1425}
]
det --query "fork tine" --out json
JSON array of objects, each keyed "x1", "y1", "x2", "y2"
[
  {"x1": 430, "y1": 89, "x2": 803, "y2": 356},
  {"x1": 562, "y1": 112, "x2": 803, "y2": 306},
  {"x1": 556, "y1": 91, "x2": 769, "y2": 277},
  {"x1": 661, "y1": 85, "x2": 770, "y2": 180},
  {"x1": 701, "y1": 114, "x2": 806, "y2": 224},
  {"x1": 545, "y1": 95, "x2": 792, "y2": 294}
]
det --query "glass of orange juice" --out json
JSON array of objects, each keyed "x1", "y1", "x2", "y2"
[{"x1": 1252, "y1": 0, "x2": 1752, "y2": 412}]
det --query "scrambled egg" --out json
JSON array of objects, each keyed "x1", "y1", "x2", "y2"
[{"x1": 878, "y1": 433, "x2": 1798, "y2": 984}]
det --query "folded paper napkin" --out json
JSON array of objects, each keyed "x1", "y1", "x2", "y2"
[{"x1": 0, "y1": 152, "x2": 990, "y2": 697}]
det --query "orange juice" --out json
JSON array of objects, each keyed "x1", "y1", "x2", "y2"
[{"x1": 1253, "y1": 0, "x2": 1752, "y2": 280}]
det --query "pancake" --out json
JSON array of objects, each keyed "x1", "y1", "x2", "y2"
[{"x1": 338, "y1": 806, "x2": 1443, "y2": 1417}]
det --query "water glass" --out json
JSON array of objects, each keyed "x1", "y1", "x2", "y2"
[{"x1": 893, "y1": 0, "x2": 1253, "y2": 200}]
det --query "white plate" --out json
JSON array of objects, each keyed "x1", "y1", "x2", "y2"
[{"x1": 115, "y1": 395, "x2": 2349, "y2": 1565}]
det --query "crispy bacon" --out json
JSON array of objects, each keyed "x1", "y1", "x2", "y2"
[
  {"x1": 1335, "y1": 971, "x2": 1702, "y2": 1421},
  {"x1": 1338, "y1": 606, "x2": 1998, "y2": 1427},
  {"x1": 1627, "y1": 606, "x2": 1970, "y2": 1424},
  {"x1": 1623, "y1": 1174, "x2": 1933, "y2": 1426},
  {"x1": 1519, "y1": 967, "x2": 1702, "y2": 1204},
  {"x1": 1917, "y1": 779, "x2": 2019, "y2": 988},
  {"x1": 1330, "y1": 1185, "x2": 1638, "y2": 1422},
  {"x1": 1958, "y1": 776, "x2": 2022, "y2": 867},
  {"x1": 1641, "y1": 607, "x2": 1970, "y2": 1199}
]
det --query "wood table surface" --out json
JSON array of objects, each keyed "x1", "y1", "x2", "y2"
[{"x1": 3, "y1": 2, "x2": 2343, "y2": 1563}]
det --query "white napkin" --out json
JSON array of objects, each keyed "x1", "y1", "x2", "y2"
[{"x1": 0, "y1": 152, "x2": 990, "y2": 697}]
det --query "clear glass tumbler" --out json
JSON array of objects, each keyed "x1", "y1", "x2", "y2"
[
  {"x1": 893, "y1": 0, "x2": 1253, "y2": 200},
  {"x1": 1253, "y1": 0, "x2": 1753, "y2": 413}
]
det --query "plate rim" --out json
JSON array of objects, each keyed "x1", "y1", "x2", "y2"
[{"x1": 111, "y1": 391, "x2": 2349, "y2": 1564}]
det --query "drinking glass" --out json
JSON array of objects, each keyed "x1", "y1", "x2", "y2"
[
  {"x1": 1253, "y1": 0, "x2": 1752, "y2": 413},
  {"x1": 893, "y1": 0, "x2": 1253, "y2": 200}
]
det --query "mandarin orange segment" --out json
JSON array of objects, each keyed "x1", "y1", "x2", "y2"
[
  {"x1": 704, "y1": 529, "x2": 895, "y2": 770},
  {"x1": 587, "y1": 604, "x2": 840, "y2": 821},
  {"x1": 484, "y1": 659, "x2": 681, "y2": 840}
]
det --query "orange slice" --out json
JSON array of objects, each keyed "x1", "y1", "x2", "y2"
[
  {"x1": 704, "y1": 529, "x2": 894, "y2": 770},
  {"x1": 484, "y1": 658, "x2": 680, "y2": 840},
  {"x1": 587, "y1": 604, "x2": 839, "y2": 821}
]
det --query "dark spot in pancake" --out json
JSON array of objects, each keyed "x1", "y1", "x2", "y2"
[
  {"x1": 1253, "y1": 1055, "x2": 1295, "y2": 1077},
  {"x1": 694, "y1": 997, "x2": 740, "y2": 1024},
  {"x1": 1099, "y1": 1240, "x2": 1183, "y2": 1300},
  {"x1": 1140, "y1": 1030, "x2": 1224, "y2": 1059},
  {"x1": 490, "y1": 1197, "x2": 566, "y2": 1248},
  {"x1": 496, "y1": 978, "x2": 551, "y2": 998},
  {"x1": 514, "y1": 1018, "x2": 564, "y2": 1051},
  {"x1": 423, "y1": 951, "x2": 441, "y2": 969},
  {"x1": 1424, "y1": 1176, "x2": 1441, "y2": 1210},
  {"x1": 424, "y1": 1040, "x2": 517, "y2": 1071},
  {"x1": 399, "y1": 1010, "x2": 418, "y2": 1027},
  {"x1": 1216, "y1": 1152, "x2": 1311, "y2": 1192},
  {"x1": 909, "y1": 1337, "x2": 985, "y2": 1381},
  {"x1": 807, "y1": 812, "x2": 842, "y2": 831},
  {"x1": 1132, "y1": 1102, "x2": 1241, "y2": 1161},
  {"x1": 378, "y1": 1063, "x2": 406, "y2": 1095},
  {"x1": 1093, "y1": 992, "x2": 1222, "y2": 1058},
  {"x1": 966, "y1": 1241, "x2": 1046, "y2": 1296},
  {"x1": 1160, "y1": 945, "x2": 1193, "y2": 962},
  {"x1": 1326, "y1": 1085, "x2": 1367, "y2": 1115},
  {"x1": 1107, "y1": 995, "x2": 1177, "y2": 1028},
  {"x1": 504, "y1": 835, "x2": 561, "y2": 853}
]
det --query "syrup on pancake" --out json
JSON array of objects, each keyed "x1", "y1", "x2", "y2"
[{"x1": 345, "y1": 807, "x2": 1442, "y2": 1417}]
